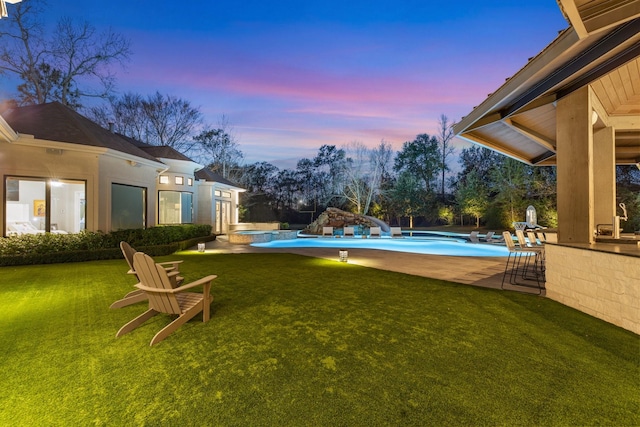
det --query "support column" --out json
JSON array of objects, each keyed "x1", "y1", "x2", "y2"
[
  {"x1": 593, "y1": 126, "x2": 616, "y2": 228},
  {"x1": 556, "y1": 86, "x2": 594, "y2": 244}
]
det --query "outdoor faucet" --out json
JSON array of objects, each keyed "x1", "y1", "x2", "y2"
[
  {"x1": 613, "y1": 203, "x2": 628, "y2": 239},
  {"x1": 619, "y1": 203, "x2": 628, "y2": 221}
]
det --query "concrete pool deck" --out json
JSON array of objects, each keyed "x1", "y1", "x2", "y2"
[{"x1": 195, "y1": 236, "x2": 545, "y2": 295}]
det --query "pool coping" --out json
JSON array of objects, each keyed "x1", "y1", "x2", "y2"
[{"x1": 194, "y1": 237, "x2": 543, "y2": 295}]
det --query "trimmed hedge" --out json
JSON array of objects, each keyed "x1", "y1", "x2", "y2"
[{"x1": 0, "y1": 225, "x2": 214, "y2": 266}]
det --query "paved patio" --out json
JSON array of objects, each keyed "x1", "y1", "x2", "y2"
[{"x1": 196, "y1": 237, "x2": 545, "y2": 295}]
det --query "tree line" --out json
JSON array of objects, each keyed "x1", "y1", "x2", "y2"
[{"x1": 2, "y1": 0, "x2": 638, "y2": 231}]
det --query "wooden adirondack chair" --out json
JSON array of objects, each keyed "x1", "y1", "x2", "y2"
[
  {"x1": 110, "y1": 241, "x2": 184, "y2": 309},
  {"x1": 116, "y1": 252, "x2": 216, "y2": 346}
]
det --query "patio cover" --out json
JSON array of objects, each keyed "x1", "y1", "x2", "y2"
[{"x1": 453, "y1": 0, "x2": 640, "y2": 166}]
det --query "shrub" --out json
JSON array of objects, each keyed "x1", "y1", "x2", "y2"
[
  {"x1": 437, "y1": 205, "x2": 455, "y2": 225},
  {"x1": 0, "y1": 224, "x2": 213, "y2": 266}
]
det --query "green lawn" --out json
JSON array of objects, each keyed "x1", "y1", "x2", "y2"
[{"x1": 1, "y1": 252, "x2": 638, "y2": 426}]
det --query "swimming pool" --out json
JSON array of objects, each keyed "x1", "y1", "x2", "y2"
[{"x1": 251, "y1": 236, "x2": 510, "y2": 257}]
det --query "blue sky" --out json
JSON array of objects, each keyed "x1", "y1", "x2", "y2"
[{"x1": 1, "y1": 0, "x2": 569, "y2": 167}]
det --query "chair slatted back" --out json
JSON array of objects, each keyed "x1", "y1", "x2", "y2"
[
  {"x1": 536, "y1": 232, "x2": 546, "y2": 243},
  {"x1": 120, "y1": 241, "x2": 137, "y2": 274},
  {"x1": 503, "y1": 231, "x2": 516, "y2": 251},
  {"x1": 527, "y1": 231, "x2": 539, "y2": 246},
  {"x1": 515, "y1": 230, "x2": 528, "y2": 248},
  {"x1": 133, "y1": 252, "x2": 182, "y2": 315}
]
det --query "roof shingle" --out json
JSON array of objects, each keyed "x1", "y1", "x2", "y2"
[{"x1": 3, "y1": 102, "x2": 162, "y2": 164}]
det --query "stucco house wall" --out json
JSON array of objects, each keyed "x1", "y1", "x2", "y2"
[
  {"x1": 97, "y1": 154, "x2": 163, "y2": 232},
  {"x1": 1, "y1": 102, "x2": 244, "y2": 235},
  {"x1": 3, "y1": 137, "x2": 101, "y2": 233}
]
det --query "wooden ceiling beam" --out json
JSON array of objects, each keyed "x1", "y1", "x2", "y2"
[
  {"x1": 558, "y1": 0, "x2": 589, "y2": 38},
  {"x1": 504, "y1": 94, "x2": 557, "y2": 117},
  {"x1": 615, "y1": 146, "x2": 640, "y2": 154},
  {"x1": 504, "y1": 118, "x2": 557, "y2": 152},
  {"x1": 615, "y1": 157, "x2": 640, "y2": 165},
  {"x1": 458, "y1": 133, "x2": 535, "y2": 165},
  {"x1": 583, "y1": 1, "x2": 640, "y2": 35},
  {"x1": 461, "y1": 112, "x2": 503, "y2": 132},
  {"x1": 535, "y1": 155, "x2": 557, "y2": 166},
  {"x1": 506, "y1": 20, "x2": 640, "y2": 118},
  {"x1": 609, "y1": 115, "x2": 640, "y2": 130}
]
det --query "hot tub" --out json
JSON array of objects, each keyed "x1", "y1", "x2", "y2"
[{"x1": 228, "y1": 230, "x2": 298, "y2": 244}]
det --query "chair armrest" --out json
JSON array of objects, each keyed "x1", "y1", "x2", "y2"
[
  {"x1": 157, "y1": 260, "x2": 183, "y2": 268},
  {"x1": 135, "y1": 275, "x2": 216, "y2": 294}
]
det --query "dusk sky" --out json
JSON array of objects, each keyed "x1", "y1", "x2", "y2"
[{"x1": 1, "y1": 0, "x2": 569, "y2": 167}]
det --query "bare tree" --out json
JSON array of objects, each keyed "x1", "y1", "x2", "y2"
[
  {"x1": 342, "y1": 140, "x2": 392, "y2": 215},
  {"x1": 0, "y1": 0, "x2": 130, "y2": 109},
  {"x1": 342, "y1": 141, "x2": 370, "y2": 214},
  {"x1": 0, "y1": 0, "x2": 49, "y2": 104},
  {"x1": 436, "y1": 114, "x2": 456, "y2": 201},
  {"x1": 88, "y1": 91, "x2": 204, "y2": 153},
  {"x1": 193, "y1": 115, "x2": 244, "y2": 180},
  {"x1": 49, "y1": 18, "x2": 130, "y2": 107},
  {"x1": 87, "y1": 92, "x2": 147, "y2": 139},
  {"x1": 313, "y1": 144, "x2": 347, "y2": 206},
  {"x1": 141, "y1": 92, "x2": 203, "y2": 152}
]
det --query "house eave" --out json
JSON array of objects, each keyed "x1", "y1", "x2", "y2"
[{"x1": 0, "y1": 115, "x2": 18, "y2": 142}]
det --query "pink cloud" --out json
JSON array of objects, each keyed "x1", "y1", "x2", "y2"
[{"x1": 114, "y1": 26, "x2": 543, "y2": 165}]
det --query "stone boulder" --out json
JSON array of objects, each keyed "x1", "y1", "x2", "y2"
[{"x1": 303, "y1": 207, "x2": 379, "y2": 235}]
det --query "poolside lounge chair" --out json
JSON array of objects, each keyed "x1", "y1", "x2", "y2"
[
  {"x1": 483, "y1": 231, "x2": 503, "y2": 243},
  {"x1": 343, "y1": 226, "x2": 355, "y2": 237},
  {"x1": 390, "y1": 227, "x2": 403, "y2": 238},
  {"x1": 369, "y1": 227, "x2": 381, "y2": 238},
  {"x1": 469, "y1": 231, "x2": 480, "y2": 243},
  {"x1": 110, "y1": 241, "x2": 184, "y2": 309},
  {"x1": 116, "y1": 252, "x2": 216, "y2": 346},
  {"x1": 322, "y1": 227, "x2": 334, "y2": 237}
]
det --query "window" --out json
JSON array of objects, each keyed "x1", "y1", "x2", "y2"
[
  {"x1": 112, "y1": 184, "x2": 146, "y2": 230},
  {"x1": 175, "y1": 176, "x2": 184, "y2": 185},
  {"x1": 5, "y1": 176, "x2": 86, "y2": 236},
  {"x1": 187, "y1": 178, "x2": 193, "y2": 186},
  {"x1": 158, "y1": 191, "x2": 192, "y2": 224},
  {"x1": 159, "y1": 175, "x2": 169, "y2": 184},
  {"x1": 222, "y1": 191, "x2": 231, "y2": 198}
]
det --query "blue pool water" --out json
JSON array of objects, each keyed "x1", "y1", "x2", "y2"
[{"x1": 251, "y1": 235, "x2": 510, "y2": 257}]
